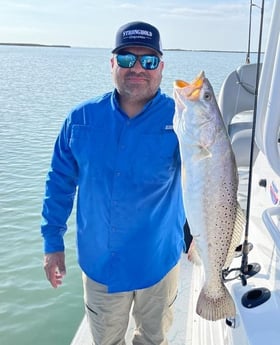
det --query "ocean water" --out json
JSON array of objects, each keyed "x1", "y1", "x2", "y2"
[{"x1": 0, "y1": 45, "x2": 252, "y2": 345}]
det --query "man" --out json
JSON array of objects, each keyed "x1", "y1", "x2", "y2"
[{"x1": 41, "y1": 21, "x2": 185, "y2": 345}]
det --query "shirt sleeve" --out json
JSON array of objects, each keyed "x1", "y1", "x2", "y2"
[{"x1": 41, "y1": 116, "x2": 78, "y2": 253}]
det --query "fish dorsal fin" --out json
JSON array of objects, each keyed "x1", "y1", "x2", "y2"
[{"x1": 223, "y1": 203, "x2": 246, "y2": 269}]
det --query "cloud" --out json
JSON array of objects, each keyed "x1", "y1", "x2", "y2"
[
  {"x1": 163, "y1": 3, "x2": 249, "y2": 20},
  {"x1": 0, "y1": 0, "x2": 274, "y2": 50},
  {"x1": 119, "y1": 3, "x2": 138, "y2": 9}
]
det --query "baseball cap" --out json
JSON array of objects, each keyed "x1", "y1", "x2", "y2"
[{"x1": 112, "y1": 21, "x2": 163, "y2": 56}]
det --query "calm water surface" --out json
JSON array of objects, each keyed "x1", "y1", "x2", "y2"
[{"x1": 0, "y1": 46, "x2": 251, "y2": 345}]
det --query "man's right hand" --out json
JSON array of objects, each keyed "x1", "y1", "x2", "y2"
[{"x1": 43, "y1": 251, "x2": 66, "y2": 288}]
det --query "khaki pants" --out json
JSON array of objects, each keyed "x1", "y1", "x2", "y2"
[{"x1": 82, "y1": 264, "x2": 179, "y2": 345}]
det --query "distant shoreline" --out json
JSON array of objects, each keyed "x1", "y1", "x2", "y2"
[
  {"x1": 0, "y1": 43, "x2": 71, "y2": 48},
  {"x1": 0, "y1": 43, "x2": 262, "y2": 54},
  {"x1": 164, "y1": 48, "x2": 262, "y2": 54}
]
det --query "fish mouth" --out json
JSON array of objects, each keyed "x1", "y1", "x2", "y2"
[{"x1": 174, "y1": 71, "x2": 205, "y2": 101}]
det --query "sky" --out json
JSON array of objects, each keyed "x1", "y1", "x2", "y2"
[{"x1": 0, "y1": 0, "x2": 274, "y2": 52}]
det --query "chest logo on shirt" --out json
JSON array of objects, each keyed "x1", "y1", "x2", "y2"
[{"x1": 165, "y1": 125, "x2": 173, "y2": 130}]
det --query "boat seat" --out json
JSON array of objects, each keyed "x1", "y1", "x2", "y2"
[
  {"x1": 218, "y1": 63, "x2": 261, "y2": 167},
  {"x1": 231, "y1": 128, "x2": 258, "y2": 167}
]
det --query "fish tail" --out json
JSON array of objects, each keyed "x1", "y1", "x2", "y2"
[{"x1": 196, "y1": 284, "x2": 236, "y2": 321}]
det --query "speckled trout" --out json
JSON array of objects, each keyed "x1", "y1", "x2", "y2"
[{"x1": 173, "y1": 71, "x2": 245, "y2": 321}]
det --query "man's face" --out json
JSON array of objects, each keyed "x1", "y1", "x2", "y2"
[{"x1": 111, "y1": 47, "x2": 164, "y2": 104}]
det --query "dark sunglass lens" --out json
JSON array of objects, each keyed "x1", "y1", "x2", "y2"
[
  {"x1": 116, "y1": 54, "x2": 160, "y2": 70},
  {"x1": 116, "y1": 54, "x2": 137, "y2": 68},
  {"x1": 140, "y1": 56, "x2": 160, "y2": 70}
]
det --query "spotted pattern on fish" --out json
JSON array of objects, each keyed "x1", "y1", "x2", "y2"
[{"x1": 173, "y1": 71, "x2": 245, "y2": 321}]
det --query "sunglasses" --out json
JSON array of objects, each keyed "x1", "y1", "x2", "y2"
[{"x1": 116, "y1": 53, "x2": 161, "y2": 70}]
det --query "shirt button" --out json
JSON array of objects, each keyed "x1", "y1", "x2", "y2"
[{"x1": 115, "y1": 172, "x2": 121, "y2": 176}]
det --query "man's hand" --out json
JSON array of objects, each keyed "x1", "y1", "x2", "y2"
[{"x1": 43, "y1": 251, "x2": 66, "y2": 288}]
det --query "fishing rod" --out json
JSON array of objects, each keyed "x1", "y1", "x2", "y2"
[
  {"x1": 222, "y1": 0, "x2": 265, "y2": 286},
  {"x1": 240, "y1": 0, "x2": 265, "y2": 282},
  {"x1": 246, "y1": 0, "x2": 253, "y2": 64},
  {"x1": 246, "y1": 1, "x2": 262, "y2": 64}
]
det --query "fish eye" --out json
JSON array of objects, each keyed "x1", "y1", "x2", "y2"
[{"x1": 204, "y1": 92, "x2": 212, "y2": 101}]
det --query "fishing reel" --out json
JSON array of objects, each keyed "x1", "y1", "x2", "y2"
[{"x1": 222, "y1": 241, "x2": 260, "y2": 286}]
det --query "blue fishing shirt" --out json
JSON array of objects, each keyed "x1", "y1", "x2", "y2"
[{"x1": 41, "y1": 89, "x2": 185, "y2": 293}]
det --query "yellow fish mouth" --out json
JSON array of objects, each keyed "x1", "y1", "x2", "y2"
[{"x1": 174, "y1": 71, "x2": 205, "y2": 101}]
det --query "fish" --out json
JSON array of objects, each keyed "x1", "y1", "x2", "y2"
[{"x1": 173, "y1": 71, "x2": 245, "y2": 321}]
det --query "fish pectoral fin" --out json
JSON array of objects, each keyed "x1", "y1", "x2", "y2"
[{"x1": 193, "y1": 146, "x2": 212, "y2": 161}]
